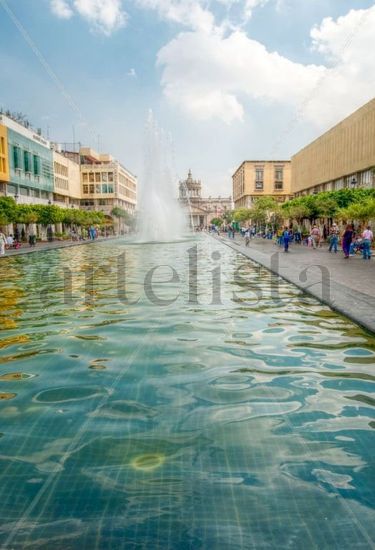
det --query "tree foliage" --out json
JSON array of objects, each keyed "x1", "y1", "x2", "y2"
[{"x1": 0, "y1": 197, "x2": 105, "y2": 228}]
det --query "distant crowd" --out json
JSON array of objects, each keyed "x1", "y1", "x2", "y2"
[{"x1": 209, "y1": 223, "x2": 373, "y2": 260}]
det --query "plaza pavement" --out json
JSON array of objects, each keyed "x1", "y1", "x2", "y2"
[{"x1": 216, "y1": 234, "x2": 375, "y2": 334}]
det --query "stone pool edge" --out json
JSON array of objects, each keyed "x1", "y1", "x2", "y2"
[{"x1": 214, "y1": 235, "x2": 375, "y2": 335}]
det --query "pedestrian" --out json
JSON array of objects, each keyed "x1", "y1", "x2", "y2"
[
  {"x1": 244, "y1": 228, "x2": 250, "y2": 247},
  {"x1": 362, "y1": 225, "x2": 373, "y2": 260},
  {"x1": 342, "y1": 224, "x2": 354, "y2": 259},
  {"x1": 6, "y1": 235, "x2": 14, "y2": 249},
  {"x1": 283, "y1": 227, "x2": 290, "y2": 253},
  {"x1": 328, "y1": 223, "x2": 339, "y2": 253},
  {"x1": 0, "y1": 231, "x2": 6, "y2": 256},
  {"x1": 310, "y1": 225, "x2": 320, "y2": 249}
]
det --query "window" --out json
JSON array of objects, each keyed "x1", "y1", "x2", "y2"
[
  {"x1": 24, "y1": 151, "x2": 31, "y2": 173},
  {"x1": 89, "y1": 184, "x2": 95, "y2": 193},
  {"x1": 275, "y1": 167, "x2": 284, "y2": 181},
  {"x1": 255, "y1": 167, "x2": 264, "y2": 190},
  {"x1": 83, "y1": 185, "x2": 89, "y2": 194},
  {"x1": 20, "y1": 186, "x2": 29, "y2": 196},
  {"x1": 95, "y1": 172, "x2": 101, "y2": 182},
  {"x1": 13, "y1": 146, "x2": 22, "y2": 170},
  {"x1": 255, "y1": 180, "x2": 264, "y2": 190},
  {"x1": 102, "y1": 184, "x2": 108, "y2": 193},
  {"x1": 274, "y1": 182, "x2": 283, "y2": 190},
  {"x1": 108, "y1": 172, "x2": 114, "y2": 182},
  {"x1": 102, "y1": 172, "x2": 108, "y2": 182},
  {"x1": 108, "y1": 184, "x2": 114, "y2": 193},
  {"x1": 95, "y1": 184, "x2": 101, "y2": 193},
  {"x1": 33, "y1": 155, "x2": 40, "y2": 175},
  {"x1": 89, "y1": 172, "x2": 95, "y2": 182},
  {"x1": 82, "y1": 172, "x2": 88, "y2": 183}
]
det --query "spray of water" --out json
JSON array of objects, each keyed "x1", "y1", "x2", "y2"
[{"x1": 137, "y1": 111, "x2": 187, "y2": 242}]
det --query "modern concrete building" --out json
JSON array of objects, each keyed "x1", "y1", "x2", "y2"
[
  {"x1": 292, "y1": 98, "x2": 375, "y2": 196},
  {"x1": 232, "y1": 160, "x2": 292, "y2": 209},
  {"x1": 0, "y1": 114, "x2": 53, "y2": 204},
  {"x1": 52, "y1": 147, "x2": 81, "y2": 207},
  {"x1": 79, "y1": 147, "x2": 137, "y2": 230},
  {"x1": 179, "y1": 170, "x2": 232, "y2": 228}
]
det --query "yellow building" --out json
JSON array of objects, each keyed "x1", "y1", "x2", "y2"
[
  {"x1": 52, "y1": 149, "x2": 81, "y2": 207},
  {"x1": 0, "y1": 123, "x2": 10, "y2": 194},
  {"x1": 292, "y1": 98, "x2": 375, "y2": 195},
  {"x1": 233, "y1": 160, "x2": 292, "y2": 209}
]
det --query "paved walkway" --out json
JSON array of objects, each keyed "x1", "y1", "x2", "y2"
[
  {"x1": 0, "y1": 237, "x2": 118, "y2": 258},
  {"x1": 216, "y1": 235, "x2": 375, "y2": 334}
]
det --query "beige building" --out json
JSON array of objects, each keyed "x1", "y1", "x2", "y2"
[
  {"x1": 292, "y1": 98, "x2": 375, "y2": 196},
  {"x1": 179, "y1": 170, "x2": 232, "y2": 228},
  {"x1": 79, "y1": 147, "x2": 137, "y2": 229},
  {"x1": 233, "y1": 160, "x2": 292, "y2": 209},
  {"x1": 52, "y1": 148, "x2": 81, "y2": 207}
]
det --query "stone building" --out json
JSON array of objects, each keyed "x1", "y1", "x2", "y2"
[
  {"x1": 292, "y1": 98, "x2": 375, "y2": 195},
  {"x1": 232, "y1": 160, "x2": 292, "y2": 209},
  {"x1": 178, "y1": 170, "x2": 232, "y2": 228}
]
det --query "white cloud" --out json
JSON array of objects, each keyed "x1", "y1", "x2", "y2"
[
  {"x1": 50, "y1": 0, "x2": 127, "y2": 34},
  {"x1": 158, "y1": 30, "x2": 324, "y2": 123},
  {"x1": 127, "y1": 68, "x2": 137, "y2": 77},
  {"x1": 157, "y1": 3, "x2": 375, "y2": 128},
  {"x1": 135, "y1": 0, "x2": 215, "y2": 32},
  {"x1": 50, "y1": 0, "x2": 73, "y2": 19}
]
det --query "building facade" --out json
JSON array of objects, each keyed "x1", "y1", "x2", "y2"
[
  {"x1": 79, "y1": 147, "x2": 137, "y2": 229},
  {"x1": 0, "y1": 114, "x2": 53, "y2": 204},
  {"x1": 179, "y1": 170, "x2": 232, "y2": 228},
  {"x1": 0, "y1": 123, "x2": 9, "y2": 192},
  {"x1": 232, "y1": 160, "x2": 292, "y2": 209},
  {"x1": 52, "y1": 148, "x2": 81, "y2": 207},
  {"x1": 292, "y1": 98, "x2": 375, "y2": 196}
]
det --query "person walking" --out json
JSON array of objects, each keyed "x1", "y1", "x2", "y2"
[
  {"x1": 328, "y1": 223, "x2": 339, "y2": 253},
  {"x1": 283, "y1": 227, "x2": 290, "y2": 253},
  {"x1": 310, "y1": 225, "x2": 320, "y2": 249},
  {"x1": 342, "y1": 224, "x2": 354, "y2": 259},
  {"x1": 0, "y1": 231, "x2": 6, "y2": 256},
  {"x1": 244, "y1": 228, "x2": 250, "y2": 247},
  {"x1": 362, "y1": 226, "x2": 373, "y2": 260}
]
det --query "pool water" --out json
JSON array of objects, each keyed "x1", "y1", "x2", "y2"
[{"x1": 0, "y1": 236, "x2": 374, "y2": 549}]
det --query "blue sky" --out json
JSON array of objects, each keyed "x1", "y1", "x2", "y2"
[{"x1": 1, "y1": 0, "x2": 375, "y2": 195}]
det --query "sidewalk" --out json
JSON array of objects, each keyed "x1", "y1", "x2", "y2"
[
  {"x1": 217, "y1": 235, "x2": 375, "y2": 334},
  {"x1": 0, "y1": 236, "x2": 118, "y2": 259}
]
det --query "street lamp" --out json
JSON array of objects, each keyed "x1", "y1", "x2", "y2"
[
  {"x1": 47, "y1": 199, "x2": 53, "y2": 242},
  {"x1": 350, "y1": 176, "x2": 357, "y2": 189}
]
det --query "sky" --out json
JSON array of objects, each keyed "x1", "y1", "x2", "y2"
[{"x1": 0, "y1": 0, "x2": 375, "y2": 197}]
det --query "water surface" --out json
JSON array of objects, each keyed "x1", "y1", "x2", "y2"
[{"x1": 0, "y1": 236, "x2": 374, "y2": 549}]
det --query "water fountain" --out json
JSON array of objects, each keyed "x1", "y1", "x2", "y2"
[{"x1": 137, "y1": 112, "x2": 188, "y2": 242}]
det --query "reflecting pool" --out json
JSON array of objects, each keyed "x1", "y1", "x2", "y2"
[{"x1": 0, "y1": 236, "x2": 374, "y2": 549}]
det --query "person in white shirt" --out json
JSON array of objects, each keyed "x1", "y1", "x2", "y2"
[
  {"x1": 0, "y1": 232, "x2": 6, "y2": 256},
  {"x1": 362, "y1": 226, "x2": 373, "y2": 260},
  {"x1": 6, "y1": 235, "x2": 14, "y2": 248}
]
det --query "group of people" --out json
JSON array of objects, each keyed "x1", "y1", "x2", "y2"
[
  {"x1": 0, "y1": 232, "x2": 21, "y2": 255},
  {"x1": 277, "y1": 223, "x2": 373, "y2": 259}
]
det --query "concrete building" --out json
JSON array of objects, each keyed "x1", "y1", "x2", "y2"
[
  {"x1": 0, "y1": 114, "x2": 53, "y2": 204},
  {"x1": 79, "y1": 147, "x2": 137, "y2": 231},
  {"x1": 52, "y1": 147, "x2": 81, "y2": 207},
  {"x1": 179, "y1": 170, "x2": 232, "y2": 228},
  {"x1": 232, "y1": 160, "x2": 292, "y2": 209},
  {"x1": 292, "y1": 98, "x2": 375, "y2": 196}
]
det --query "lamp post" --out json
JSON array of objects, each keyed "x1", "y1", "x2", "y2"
[
  {"x1": 47, "y1": 199, "x2": 53, "y2": 242},
  {"x1": 350, "y1": 176, "x2": 357, "y2": 189}
]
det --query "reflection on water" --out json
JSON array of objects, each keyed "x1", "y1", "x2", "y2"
[{"x1": 0, "y1": 236, "x2": 374, "y2": 549}]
